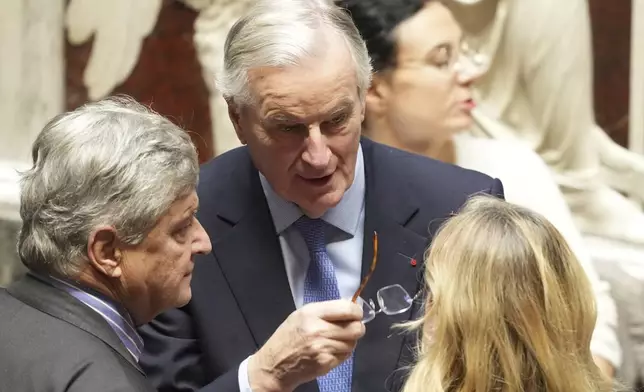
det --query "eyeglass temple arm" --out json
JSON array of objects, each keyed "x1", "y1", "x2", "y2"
[{"x1": 351, "y1": 231, "x2": 378, "y2": 302}]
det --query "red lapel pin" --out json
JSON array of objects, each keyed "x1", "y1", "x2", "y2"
[{"x1": 398, "y1": 252, "x2": 418, "y2": 267}]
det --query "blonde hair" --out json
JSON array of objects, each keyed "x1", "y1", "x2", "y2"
[{"x1": 402, "y1": 195, "x2": 612, "y2": 392}]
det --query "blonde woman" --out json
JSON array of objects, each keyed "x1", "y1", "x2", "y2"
[{"x1": 402, "y1": 195, "x2": 611, "y2": 392}]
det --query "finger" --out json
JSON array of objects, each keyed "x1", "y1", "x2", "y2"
[
  {"x1": 304, "y1": 299, "x2": 363, "y2": 322},
  {"x1": 313, "y1": 319, "x2": 365, "y2": 342},
  {"x1": 333, "y1": 320, "x2": 366, "y2": 341},
  {"x1": 310, "y1": 337, "x2": 358, "y2": 359}
]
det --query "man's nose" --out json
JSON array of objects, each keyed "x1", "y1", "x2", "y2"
[
  {"x1": 301, "y1": 126, "x2": 331, "y2": 169},
  {"x1": 193, "y1": 219, "x2": 212, "y2": 255}
]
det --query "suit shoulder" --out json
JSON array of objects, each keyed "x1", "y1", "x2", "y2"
[
  {"x1": 0, "y1": 295, "x2": 127, "y2": 365},
  {"x1": 371, "y1": 141, "x2": 497, "y2": 191},
  {"x1": 0, "y1": 300, "x2": 147, "y2": 391},
  {"x1": 199, "y1": 145, "x2": 248, "y2": 181},
  {"x1": 196, "y1": 145, "x2": 251, "y2": 202}
]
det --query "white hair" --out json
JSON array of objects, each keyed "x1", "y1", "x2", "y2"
[
  {"x1": 18, "y1": 95, "x2": 199, "y2": 277},
  {"x1": 216, "y1": 0, "x2": 373, "y2": 105}
]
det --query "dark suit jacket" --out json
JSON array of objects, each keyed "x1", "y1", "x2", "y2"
[
  {"x1": 0, "y1": 273, "x2": 154, "y2": 392},
  {"x1": 139, "y1": 138, "x2": 504, "y2": 392}
]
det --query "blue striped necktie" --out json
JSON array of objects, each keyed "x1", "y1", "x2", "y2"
[{"x1": 294, "y1": 216, "x2": 353, "y2": 392}]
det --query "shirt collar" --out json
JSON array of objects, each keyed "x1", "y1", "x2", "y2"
[
  {"x1": 259, "y1": 144, "x2": 365, "y2": 236},
  {"x1": 42, "y1": 274, "x2": 144, "y2": 361},
  {"x1": 47, "y1": 275, "x2": 135, "y2": 323}
]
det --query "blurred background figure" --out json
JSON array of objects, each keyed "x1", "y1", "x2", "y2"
[
  {"x1": 337, "y1": 0, "x2": 620, "y2": 380},
  {"x1": 402, "y1": 195, "x2": 612, "y2": 392},
  {"x1": 443, "y1": 0, "x2": 644, "y2": 247}
]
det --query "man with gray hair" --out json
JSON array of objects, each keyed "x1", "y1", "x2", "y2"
[
  {"x1": 141, "y1": 0, "x2": 504, "y2": 391},
  {"x1": 0, "y1": 96, "x2": 212, "y2": 391}
]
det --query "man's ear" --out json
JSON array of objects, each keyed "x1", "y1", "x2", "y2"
[
  {"x1": 227, "y1": 99, "x2": 247, "y2": 145},
  {"x1": 365, "y1": 73, "x2": 390, "y2": 118},
  {"x1": 87, "y1": 226, "x2": 123, "y2": 279}
]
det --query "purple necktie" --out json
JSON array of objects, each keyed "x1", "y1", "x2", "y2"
[{"x1": 294, "y1": 216, "x2": 353, "y2": 392}]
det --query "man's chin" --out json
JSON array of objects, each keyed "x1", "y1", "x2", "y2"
[
  {"x1": 299, "y1": 191, "x2": 344, "y2": 218},
  {"x1": 174, "y1": 287, "x2": 192, "y2": 308}
]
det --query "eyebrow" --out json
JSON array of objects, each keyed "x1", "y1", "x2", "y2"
[
  {"x1": 263, "y1": 99, "x2": 355, "y2": 125},
  {"x1": 184, "y1": 202, "x2": 198, "y2": 214},
  {"x1": 263, "y1": 112, "x2": 299, "y2": 125},
  {"x1": 177, "y1": 204, "x2": 198, "y2": 221},
  {"x1": 428, "y1": 41, "x2": 452, "y2": 53},
  {"x1": 327, "y1": 100, "x2": 354, "y2": 117},
  {"x1": 426, "y1": 31, "x2": 464, "y2": 51}
]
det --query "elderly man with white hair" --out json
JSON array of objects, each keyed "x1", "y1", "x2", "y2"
[
  {"x1": 140, "y1": 0, "x2": 504, "y2": 391},
  {"x1": 0, "y1": 96, "x2": 212, "y2": 392}
]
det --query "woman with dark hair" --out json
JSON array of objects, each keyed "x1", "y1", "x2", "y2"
[
  {"x1": 339, "y1": 0, "x2": 484, "y2": 162},
  {"x1": 337, "y1": 0, "x2": 620, "y2": 384}
]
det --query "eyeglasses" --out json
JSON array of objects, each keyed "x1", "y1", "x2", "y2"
[
  {"x1": 395, "y1": 41, "x2": 490, "y2": 79},
  {"x1": 350, "y1": 232, "x2": 421, "y2": 323},
  {"x1": 453, "y1": 41, "x2": 490, "y2": 78},
  {"x1": 351, "y1": 231, "x2": 378, "y2": 302},
  {"x1": 357, "y1": 284, "x2": 421, "y2": 323}
]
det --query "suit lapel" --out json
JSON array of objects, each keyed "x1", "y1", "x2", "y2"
[
  {"x1": 7, "y1": 273, "x2": 143, "y2": 373},
  {"x1": 213, "y1": 205, "x2": 296, "y2": 348},
  {"x1": 352, "y1": 139, "x2": 429, "y2": 391},
  {"x1": 210, "y1": 157, "x2": 320, "y2": 392}
]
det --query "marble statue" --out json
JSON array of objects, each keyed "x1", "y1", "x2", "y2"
[
  {"x1": 444, "y1": 0, "x2": 644, "y2": 246},
  {"x1": 0, "y1": 0, "x2": 66, "y2": 286},
  {"x1": 65, "y1": 0, "x2": 163, "y2": 101},
  {"x1": 180, "y1": 0, "x2": 248, "y2": 155},
  {"x1": 64, "y1": 0, "x2": 244, "y2": 156}
]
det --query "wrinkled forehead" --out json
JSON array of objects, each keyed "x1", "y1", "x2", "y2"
[
  {"x1": 244, "y1": 34, "x2": 361, "y2": 119},
  {"x1": 247, "y1": 69, "x2": 360, "y2": 121}
]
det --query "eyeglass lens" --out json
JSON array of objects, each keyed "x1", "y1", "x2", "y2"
[
  {"x1": 359, "y1": 284, "x2": 415, "y2": 324},
  {"x1": 377, "y1": 284, "x2": 414, "y2": 315},
  {"x1": 453, "y1": 41, "x2": 490, "y2": 77}
]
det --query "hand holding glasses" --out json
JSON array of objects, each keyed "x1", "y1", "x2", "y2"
[{"x1": 351, "y1": 232, "x2": 421, "y2": 324}]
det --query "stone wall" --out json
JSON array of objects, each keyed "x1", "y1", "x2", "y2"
[{"x1": 0, "y1": 220, "x2": 24, "y2": 287}]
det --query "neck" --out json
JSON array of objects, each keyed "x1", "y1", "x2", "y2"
[
  {"x1": 364, "y1": 119, "x2": 457, "y2": 165},
  {"x1": 74, "y1": 268, "x2": 145, "y2": 325}
]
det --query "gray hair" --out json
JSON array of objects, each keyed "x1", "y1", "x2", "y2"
[
  {"x1": 18, "y1": 95, "x2": 199, "y2": 277},
  {"x1": 217, "y1": 0, "x2": 373, "y2": 105}
]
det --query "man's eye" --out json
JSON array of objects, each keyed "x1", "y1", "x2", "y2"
[
  {"x1": 175, "y1": 220, "x2": 194, "y2": 239},
  {"x1": 280, "y1": 125, "x2": 297, "y2": 133},
  {"x1": 330, "y1": 114, "x2": 347, "y2": 125},
  {"x1": 278, "y1": 124, "x2": 305, "y2": 133}
]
